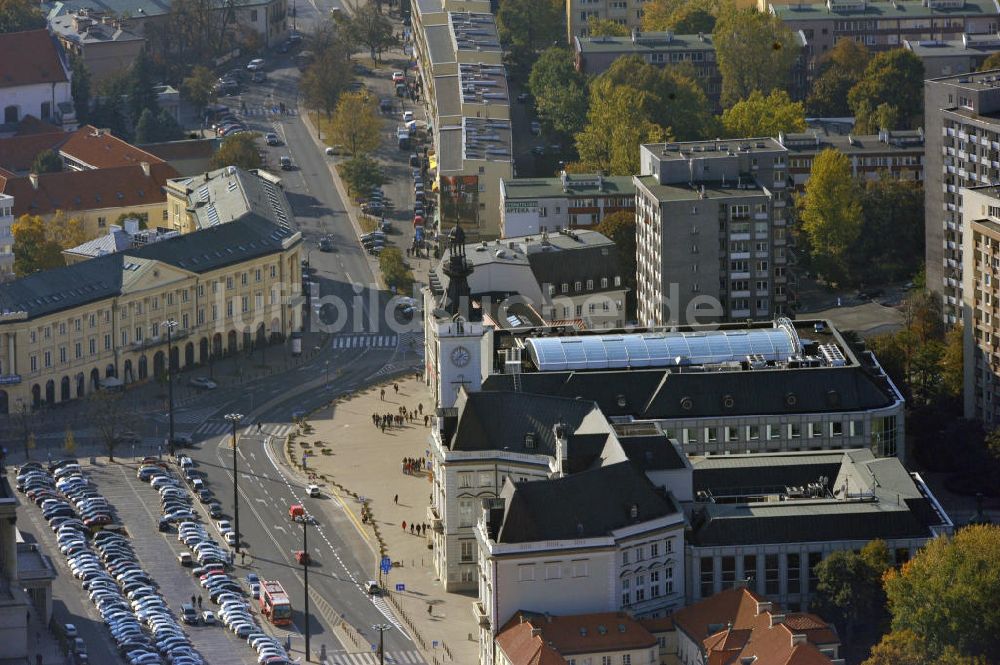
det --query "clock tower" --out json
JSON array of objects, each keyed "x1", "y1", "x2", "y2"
[{"x1": 424, "y1": 225, "x2": 491, "y2": 409}]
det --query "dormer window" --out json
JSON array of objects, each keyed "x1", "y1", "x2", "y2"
[{"x1": 524, "y1": 432, "x2": 535, "y2": 449}]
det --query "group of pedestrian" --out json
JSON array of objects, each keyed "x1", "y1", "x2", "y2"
[
  {"x1": 402, "y1": 521, "x2": 428, "y2": 536},
  {"x1": 372, "y1": 412, "x2": 404, "y2": 432},
  {"x1": 401, "y1": 457, "x2": 424, "y2": 474}
]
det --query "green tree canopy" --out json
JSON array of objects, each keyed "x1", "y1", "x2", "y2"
[
  {"x1": 848, "y1": 48, "x2": 924, "y2": 132},
  {"x1": 882, "y1": 525, "x2": 1000, "y2": 663},
  {"x1": 528, "y1": 47, "x2": 589, "y2": 138},
  {"x1": 31, "y1": 149, "x2": 62, "y2": 175},
  {"x1": 379, "y1": 247, "x2": 414, "y2": 294},
  {"x1": 720, "y1": 89, "x2": 805, "y2": 138},
  {"x1": 344, "y1": 0, "x2": 396, "y2": 62},
  {"x1": 795, "y1": 148, "x2": 863, "y2": 284},
  {"x1": 181, "y1": 65, "x2": 217, "y2": 111},
  {"x1": 127, "y1": 49, "x2": 160, "y2": 126},
  {"x1": 980, "y1": 51, "x2": 1000, "y2": 71},
  {"x1": 812, "y1": 540, "x2": 890, "y2": 647},
  {"x1": 587, "y1": 17, "x2": 628, "y2": 37},
  {"x1": 134, "y1": 107, "x2": 182, "y2": 144},
  {"x1": 329, "y1": 91, "x2": 382, "y2": 156},
  {"x1": 339, "y1": 154, "x2": 387, "y2": 197},
  {"x1": 575, "y1": 80, "x2": 666, "y2": 175},
  {"x1": 209, "y1": 133, "x2": 261, "y2": 171},
  {"x1": 596, "y1": 211, "x2": 637, "y2": 317},
  {"x1": 496, "y1": 0, "x2": 563, "y2": 76},
  {"x1": 69, "y1": 54, "x2": 91, "y2": 124},
  {"x1": 642, "y1": 0, "x2": 718, "y2": 33},
  {"x1": 847, "y1": 176, "x2": 924, "y2": 284},
  {"x1": 89, "y1": 71, "x2": 131, "y2": 139},
  {"x1": 0, "y1": 0, "x2": 45, "y2": 33},
  {"x1": 806, "y1": 40, "x2": 870, "y2": 116},
  {"x1": 301, "y1": 33, "x2": 354, "y2": 119},
  {"x1": 12, "y1": 212, "x2": 87, "y2": 276},
  {"x1": 712, "y1": 6, "x2": 800, "y2": 107}
]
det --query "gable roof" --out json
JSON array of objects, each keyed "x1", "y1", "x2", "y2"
[
  {"x1": 0, "y1": 125, "x2": 165, "y2": 174},
  {"x1": 496, "y1": 462, "x2": 678, "y2": 543},
  {"x1": 496, "y1": 611, "x2": 657, "y2": 663},
  {"x1": 672, "y1": 587, "x2": 767, "y2": 643},
  {"x1": 0, "y1": 133, "x2": 66, "y2": 173},
  {"x1": 702, "y1": 610, "x2": 837, "y2": 665},
  {"x1": 0, "y1": 30, "x2": 68, "y2": 89},
  {"x1": 0, "y1": 216, "x2": 297, "y2": 318},
  {"x1": 494, "y1": 618, "x2": 568, "y2": 665},
  {"x1": 0, "y1": 161, "x2": 178, "y2": 216}
]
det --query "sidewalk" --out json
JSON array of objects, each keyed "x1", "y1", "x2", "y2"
[{"x1": 282, "y1": 375, "x2": 476, "y2": 665}]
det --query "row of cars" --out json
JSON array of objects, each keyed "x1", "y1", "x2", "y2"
[
  {"x1": 139, "y1": 457, "x2": 292, "y2": 665},
  {"x1": 17, "y1": 457, "x2": 206, "y2": 665}
]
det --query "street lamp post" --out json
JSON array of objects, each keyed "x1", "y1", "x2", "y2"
[
  {"x1": 372, "y1": 624, "x2": 390, "y2": 665},
  {"x1": 302, "y1": 505, "x2": 310, "y2": 661},
  {"x1": 324, "y1": 360, "x2": 330, "y2": 389},
  {"x1": 225, "y1": 413, "x2": 244, "y2": 554},
  {"x1": 165, "y1": 319, "x2": 178, "y2": 456}
]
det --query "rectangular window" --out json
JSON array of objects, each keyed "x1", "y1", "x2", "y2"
[
  {"x1": 790, "y1": 423, "x2": 801, "y2": 438},
  {"x1": 478, "y1": 471, "x2": 492, "y2": 487},
  {"x1": 650, "y1": 570, "x2": 660, "y2": 597},
  {"x1": 89, "y1": 339, "x2": 96, "y2": 355},
  {"x1": 572, "y1": 559, "x2": 589, "y2": 577},
  {"x1": 458, "y1": 472, "x2": 472, "y2": 488},
  {"x1": 622, "y1": 578, "x2": 630, "y2": 606},
  {"x1": 59, "y1": 347, "x2": 66, "y2": 363},
  {"x1": 460, "y1": 540, "x2": 474, "y2": 562},
  {"x1": 832, "y1": 421, "x2": 843, "y2": 436},
  {"x1": 808, "y1": 552, "x2": 823, "y2": 591},
  {"x1": 705, "y1": 427, "x2": 718, "y2": 443},
  {"x1": 748, "y1": 425, "x2": 760, "y2": 440},
  {"x1": 518, "y1": 564, "x2": 535, "y2": 582},
  {"x1": 743, "y1": 555, "x2": 757, "y2": 587},
  {"x1": 104, "y1": 334, "x2": 111, "y2": 351},
  {"x1": 808, "y1": 422, "x2": 821, "y2": 438},
  {"x1": 459, "y1": 499, "x2": 473, "y2": 528},
  {"x1": 787, "y1": 553, "x2": 801, "y2": 594},
  {"x1": 30, "y1": 355, "x2": 37, "y2": 372},
  {"x1": 650, "y1": 542, "x2": 659, "y2": 557},
  {"x1": 700, "y1": 556, "x2": 714, "y2": 598},
  {"x1": 44, "y1": 351, "x2": 51, "y2": 368},
  {"x1": 721, "y1": 556, "x2": 736, "y2": 588},
  {"x1": 544, "y1": 562, "x2": 561, "y2": 580},
  {"x1": 664, "y1": 566, "x2": 674, "y2": 594},
  {"x1": 74, "y1": 342, "x2": 81, "y2": 359},
  {"x1": 765, "y1": 554, "x2": 779, "y2": 595}
]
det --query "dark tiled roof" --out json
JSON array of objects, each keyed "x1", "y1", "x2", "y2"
[
  {"x1": 482, "y1": 365, "x2": 895, "y2": 418},
  {"x1": 693, "y1": 456, "x2": 844, "y2": 495},
  {"x1": 618, "y1": 434, "x2": 687, "y2": 471},
  {"x1": 525, "y1": 239, "x2": 620, "y2": 292},
  {"x1": 0, "y1": 216, "x2": 296, "y2": 318},
  {"x1": 0, "y1": 30, "x2": 68, "y2": 89},
  {"x1": 497, "y1": 462, "x2": 679, "y2": 543},
  {"x1": 449, "y1": 390, "x2": 601, "y2": 455}
]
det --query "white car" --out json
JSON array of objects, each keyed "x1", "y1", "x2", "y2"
[
  {"x1": 402, "y1": 111, "x2": 414, "y2": 123},
  {"x1": 201, "y1": 610, "x2": 216, "y2": 625},
  {"x1": 307, "y1": 484, "x2": 320, "y2": 498},
  {"x1": 246, "y1": 59, "x2": 265, "y2": 71},
  {"x1": 216, "y1": 520, "x2": 233, "y2": 534},
  {"x1": 225, "y1": 531, "x2": 238, "y2": 546}
]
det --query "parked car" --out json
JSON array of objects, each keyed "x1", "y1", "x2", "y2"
[
  {"x1": 392, "y1": 71, "x2": 405, "y2": 83},
  {"x1": 189, "y1": 377, "x2": 217, "y2": 390},
  {"x1": 319, "y1": 237, "x2": 333, "y2": 252},
  {"x1": 530, "y1": 120, "x2": 541, "y2": 135},
  {"x1": 246, "y1": 58, "x2": 265, "y2": 71},
  {"x1": 516, "y1": 92, "x2": 530, "y2": 103},
  {"x1": 265, "y1": 133, "x2": 282, "y2": 146},
  {"x1": 280, "y1": 156, "x2": 293, "y2": 170}
]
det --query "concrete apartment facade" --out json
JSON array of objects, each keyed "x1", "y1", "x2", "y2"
[
  {"x1": 634, "y1": 139, "x2": 791, "y2": 326},
  {"x1": 49, "y1": 9, "x2": 146, "y2": 84},
  {"x1": 565, "y1": 0, "x2": 647, "y2": 43},
  {"x1": 778, "y1": 128, "x2": 925, "y2": 190},
  {"x1": 770, "y1": 0, "x2": 1000, "y2": 71},
  {"x1": 574, "y1": 31, "x2": 721, "y2": 109},
  {"x1": 905, "y1": 34, "x2": 1000, "y2": 78},
  {"x1": 0, "y1": 216, "x2": 301, "y2": 413},
  {"x1": 499, "y1": 172, "x2": 635, "y2": 238},
  {"x1": 924, "y1": 69, "x2": 1000, "y2": 324}
]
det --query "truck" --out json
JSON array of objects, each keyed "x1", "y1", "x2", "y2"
[{"x1": 258, "y1": 580, "x2": 292, "y2": 626}]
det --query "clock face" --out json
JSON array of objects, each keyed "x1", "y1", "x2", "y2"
[{"x1": 451, "y1": 345, "x2": 471, "y2": 367}]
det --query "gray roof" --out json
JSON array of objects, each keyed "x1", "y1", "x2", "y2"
[
  {"x1": 49, "y1": 11, "x2": 144, "y2": 43},
  {"x1": 426, "y1": 24, "x2": 456, "y2": 66},
  {"x1": 448, "y1": 390, "x2": 603, "y2": 455},
  {"x1": 617, "y1": 435, "x2": 687, "y2": 471},
  {"x1": 434, "y1": 75, "x2": 461, "y2": 117},
  {"x1": 496, "y1": 461, "x2": 679, "y2": 543},
  {"x1": 438, "y1": 126, "x2": 463, "y2": 172},
  {"x1": 45, "y1": 0, "x2": 272, "y2": 20},
  {"x1": 772, "y1": 0, "x2": 1000, "y2": 22},
  {"x1": 502, "y1": 174, "x2": 635, "y2": 200},
  {"x1": 0, "y1": 216, "x2": 296, "y2": 318},
  {"x1": 576, "y1": 32, "x2": 715, "y2": 54},
  {"x1": 169, "y1": 167, "x2": 293, "y2": 231},
  {"x1": 687, "y1": 450, "x2": 949, "y2": 546},
  {"x1": 449, "y1": 12, "x2": 500, "y2": 52}
]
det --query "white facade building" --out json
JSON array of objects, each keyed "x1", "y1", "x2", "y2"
[
  {"x1": 0, "y1": 194, "x2": 13, "y2": 279},
  {"x1": 499, "y1": 173, "x2": 635, "y2": 238},
  {"x1": 0, "y1": 30, "x2": 76, "y2": 130}
]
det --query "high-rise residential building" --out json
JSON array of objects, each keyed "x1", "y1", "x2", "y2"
[
  {"x1": 565, "y1": 0, "x2": 647, "y2": 44},
  {"x1": 924, "y1": 70, "x2": 1000, "y2": 324},
  {"x1": 634, "y1": 139, "x2": 792, "y2": 326}
]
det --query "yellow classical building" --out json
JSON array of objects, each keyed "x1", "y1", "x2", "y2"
[{"x1": 0, "y1": 215, "x2": 301, "y2": 413}]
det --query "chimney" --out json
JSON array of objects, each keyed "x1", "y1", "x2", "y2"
[
  {"x1": 531, "y1": 628, "x2": 542, "y2": 638},
  {"x1": 755, "y1": 601, "x2": 773, "y2": 616},
  {"x1": 28, "y1": 173, "x2": 38, "y2": 190},
  {"x1": 790, "y1": 633, "x2": 807, "y2": 647},
  {"x1": 140, "y1": 161, "x2": 150, "y2": 177},
  {"x1": 769, "y1": 613, "x2": 785, "y2": 627}
]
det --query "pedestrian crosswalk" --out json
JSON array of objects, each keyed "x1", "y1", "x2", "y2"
[
  {"x1": 332, "y1": 334, "x2": 398, "y2": 349},
  {"x1": 194, "y1": 421, "x2": 293, "y2": 438},
  {"x1": 238, "y1": 105, "x2": 298, "y2": 117},
  {"x1": 172, "y1": 406, "x2": 219, "y2": 424},
  {"x1": 325, "y1": 650, "x2": 424, "y2": 665}
]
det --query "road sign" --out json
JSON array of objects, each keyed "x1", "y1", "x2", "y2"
[
  {"x1": 380, "y1": 556, "x2": 392, "y2": 574},
  {"x1": 395, "y1": 583, "x2": 405, "y2": 592}
]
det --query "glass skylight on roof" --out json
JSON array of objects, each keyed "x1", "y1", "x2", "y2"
[{"x1": 524, "y1": 322, "x2": 801, "y2": 372}]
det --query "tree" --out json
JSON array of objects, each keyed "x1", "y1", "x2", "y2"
[
  {"x1": 812, "y1": 540, "x2": 890, "y2": 647},
  {"x1": 301, "y1": 42, "x2": 354, "y2": 121},
  {"x1": 114, "y1": 211, "x2": 149, "y2": 228},
  {"x1": 849, "y1": 175, "x2": 924, "y2": 284},
  {"x1": 981, "y1": 51, "x2": 1000, "y2": 71},
  {"x1": 882, "y1": 525, "x2": 1000, "y2": 663},
  {"x1": 31, "y1": 149, "x2": 62, "y2": 175},
  {"x1": 721, "y1": 89, "x2": 805, "y2": 138},
  {"x1": 10, "y1": 401, "x2": 35, "y2": 460},
  {"x1": 643, "y1": 0, "x2": 716, "y2": 33},
  {"x1": 127, "y1": 49, "x2": 160, "y2": 127},
  {"x1": 849, "y1": 49, "x2": 924, "y2": 131},
  {"x1": 89, "y1": 390, "x2": 135, "y2": 462},
  {"x1": 796, "y1": 149, "x2": 863, "y2": 284},
  {"x1": 181, "y1": 65, "x2": 217, "y2": 112},
  {"x1": 576, "y1": 81, "x2": 665, "y2": 175},
  {"x1": 64, "y1": 427, "x2": 76, "y2": 455},
  {"x1": 496, "y1": 0, "x2": 564, "y2": 76},
  {"x1": 939, "y1": 324, "x2": 963, "y2": 401},
  {"x1": 69, "y1": 53, "x2": 91, "y2": 123},
  {"x1": 209, "y1": 133, "x2": 261, "y2": 171},
  {"x1": 330, "y1": 91, "x2": 382, "y2": 156},
  {"x1": 0, "y1": 0, "x2": 44, "y2": 33},
  {"x1": 596, "y1": 211, "x2": 637, "y2": 317},
  {"x1": 379, "y1": 247, "x2": 414, "y2": 293},
  {"x1": 712, "y1": 6, "x2": 800, "y2": 107},
  {"x1": 528, "y1": 47, "x2": 589, "y2": 138},
  {"x1": 134, "y1": 108, "x2": 182, "y2": 144},
  {"x1": 818, "y1": 36, "x2": 870, "y2": 78},
  {"x1": 587, "y1": 18, "x2": 628, "y2": 37},
  {"x1": 806, "y1": 69, "x2": 857, "y2": 118},
  {"x1": 11, "y1": 213, "x2": 86, "y2": 276},
  {"x1": 89, "y1": 71, "x2": 131, "y2": 139},
  {"x1": 345, "y1": 0, "x2": 396, "y2": 62},
  {"x1": 339, "y1": 155, "x2": 386, "y2": 197}
]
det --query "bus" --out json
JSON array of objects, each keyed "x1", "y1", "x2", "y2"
[{"x1": 259, "y1": 580, "x2": 292, "y2": 626}]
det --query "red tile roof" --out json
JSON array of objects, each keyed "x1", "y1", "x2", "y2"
[
  {"x1": 60, "y1": 126, "x2": 165, "y2": 169},
  {"x1": 0, "y1": 161, "x2": 179, "y2": 216},
  {"x1": 702, "y1": 612, "x2": 838, "y2": 665},
  {"x1": 0, "y1": 133, "x2": 66, "y2": 173},
  {"x1": 12, "y1": 116, "x2": 63, "y2": 136},
  {"x1": 495, "y1": 621, "x2": 568, "y2": 665},
  {"x1": 496, "y1": 611, "x2": 658, "y2": 664},
  {"x1": 672, "y1": 587, "x2": 768, "y2": 642},
  {"x1": 0, "y1": 30, "x2": 68, "y2": 89}
]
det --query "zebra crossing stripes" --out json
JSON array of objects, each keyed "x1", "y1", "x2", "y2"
[
  {"x1": 333, "y1": 334, "x2": 398, "y2": 349},
  {"x1": 194, "y1": 421, "x2": 292, "y2": 437},
  {"x1": 325, "y1": 650, "x2": 424, "y2": 665}
]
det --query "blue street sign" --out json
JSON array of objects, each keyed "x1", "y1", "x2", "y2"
[
  {"x1": 380, "y1": 556, "x2": 392, "y2": 574},
  {"x1": 372, "y1": 644, "x2": 377, "y2": 652},
  {"x1": 395, "y1": 583, "x2": 405, "y2": 592}
]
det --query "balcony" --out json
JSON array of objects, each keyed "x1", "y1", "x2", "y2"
[
  {"x1": 473, "y1": 601, "x2": 490, "y2": 628},
  {"x1": 427, "y1": 505, "x2": 443, "y2": 533}
]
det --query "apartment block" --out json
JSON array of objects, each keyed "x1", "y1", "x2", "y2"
[
  {"x1": 771, "y1": 0, "x2": 1000, "y2": 71},
  {"x1": 499, "y1": 172, "x2": 635, "y2": 237},
  {"x1": 565, "y1": 0, "x2": 647, "y2": 43},
  {"x1": 49, "y1": 9, "x2": 146, "y2": 84},
  {"x1": 924, "y1": 69, "x2": 1000, "y2": 324},
  {"x1": 633, "y1": 139, "x2": 791, "y2": 326},
  {"x1": 779, "y1": 128, "x2": 925, "y2": 190},
  {"x1": 574, "y1": 31, "x2": 720, "y2": 109},
  {"x1": 905, "y1": 34, "x2": 1000, "y2": 78}
]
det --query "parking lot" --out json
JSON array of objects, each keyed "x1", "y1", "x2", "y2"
[{"x1": 90, "y1": 462, "x2": 260, "y2": 665}]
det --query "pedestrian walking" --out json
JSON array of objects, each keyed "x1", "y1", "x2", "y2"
[
  {"x1": 241, "y1": 551, "x2": 246, "y2": 565},
  {"x1": 394, "y1": 494, "x2": 398, "y2": 504},
  {"x1": 394, "y1": 383, "x2": 399, "y2": 394},
  {"x1": 381, "y1": 388, "x2": 386, "y2": 400},
  {"x1": 191, "y1": 595, "x2": 196, "y2": 606},
  {"x1": 197, "y1": 595, "x2": 203, "y2": 608},
  {"x1": 418, "y1": 403, "x2": 423, "y2": 415},
  {"x1": 424, "y1": 414, "x2": 429, "y2": 427},
  {"x1": 402, "y1": 521, "x2": 407, "y2": 531},
  {"x1": 410, "y1": 524, "x2": 414, "y2": 534},
  {"x1": 427, "y1": 604, "x2": 432, "y2": 617}
]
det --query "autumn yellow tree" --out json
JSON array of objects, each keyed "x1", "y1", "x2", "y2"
[
  {"x1": 12, "y1": 211, "x2": 87, "y2": 276},
  {"x1": 720, "y1": 89, "x2": 806, "y2": 138},
  {"x1": 330, "y1": 91, "x2": 382, "y2": 157}
]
